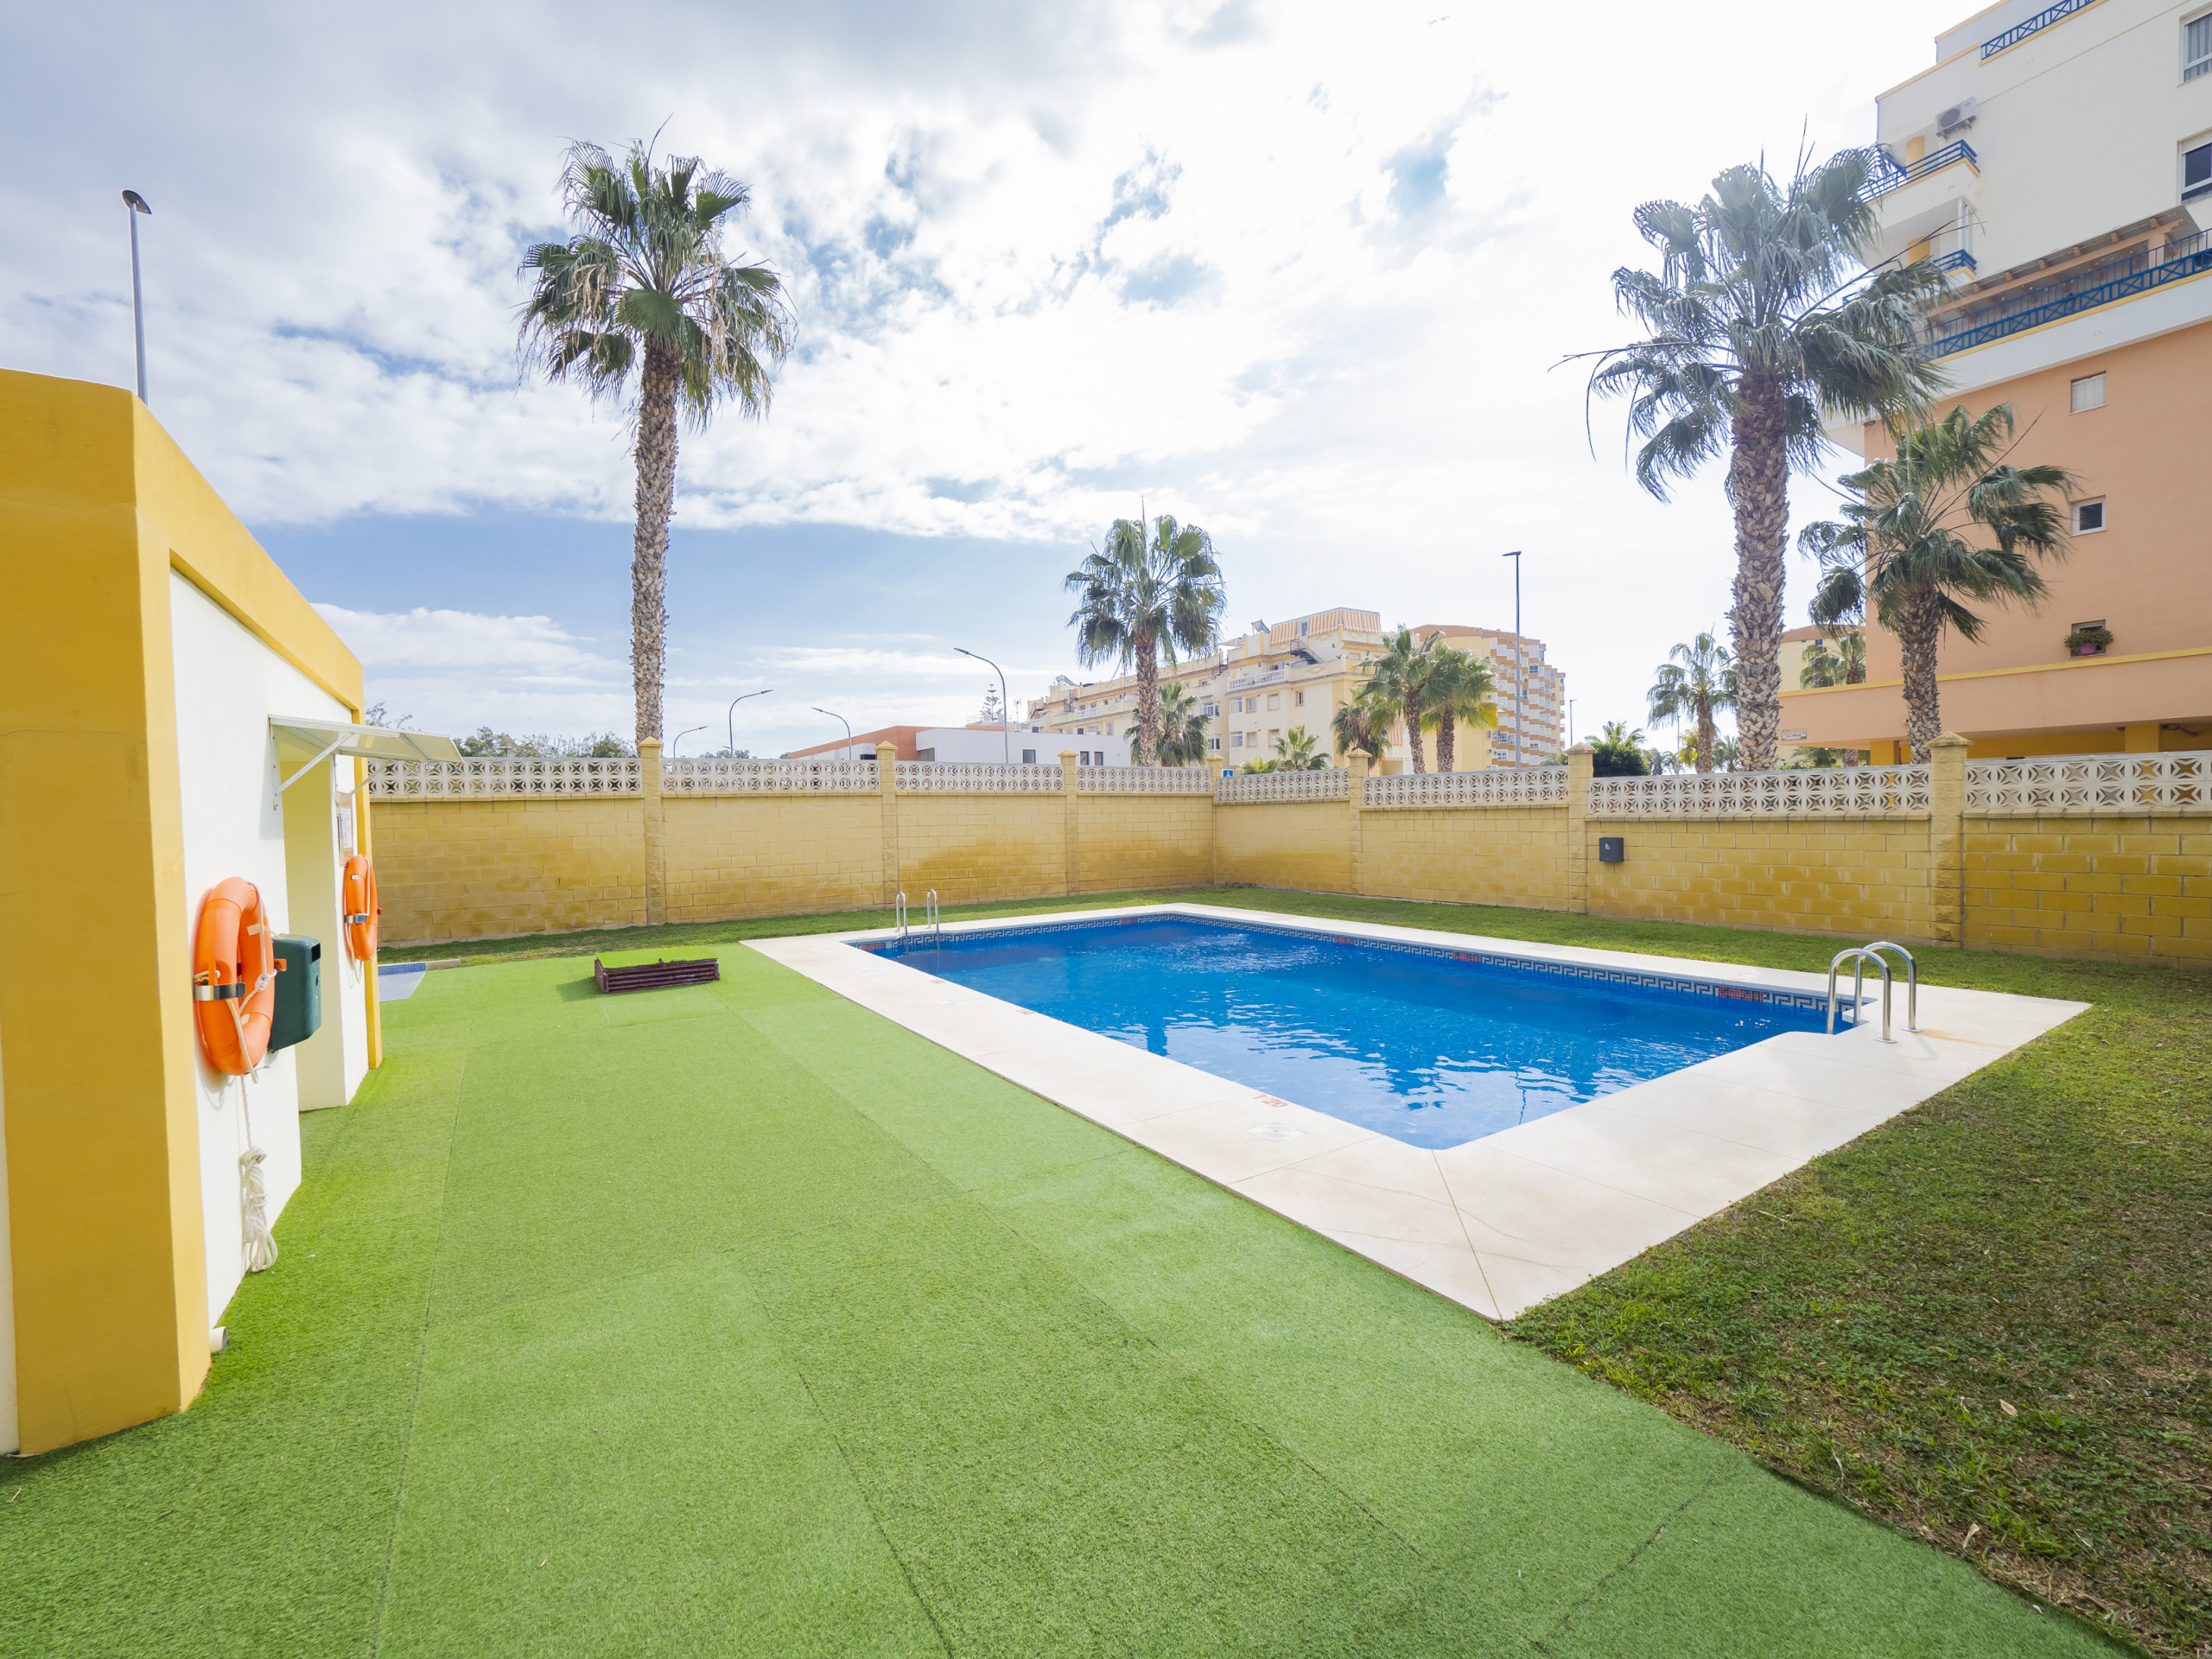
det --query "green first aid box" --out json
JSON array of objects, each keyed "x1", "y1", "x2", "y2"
[{"x1": 270, "y1": 936, "x2": 322, "y2": 1053}]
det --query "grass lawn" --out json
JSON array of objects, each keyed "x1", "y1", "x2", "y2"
[{"x1": 0, "y1": 888, "x2": 2184, "y2": 1655}]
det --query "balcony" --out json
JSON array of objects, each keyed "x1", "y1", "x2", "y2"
[
  {"x1": 1982, "y1": 0, "x2": 2097, "y2": 59},
  {"x1": 1926, "y1": 248, "x2": 1978, "y2": 275},
  {"x1": 1862, "y1": 140, "x2": 1977, "y2": 202},
  {"x1": 1928, "y1": 228, "x2": 2212, "y2": 358}
]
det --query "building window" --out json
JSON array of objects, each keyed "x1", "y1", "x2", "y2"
[
  {"x1": 1208, "y1": 736, "x2": 1222, "y2": 751},
  {"x1": 1080, "y1": 751, "x2": 1092, "y2": 766},
  {"x1": 2075, "y1": 499, "x2": 2107, "y2": 533},
  {"x1": 1230, "y1": 732, "x2": 1243, "y2": 748},
  {"x1": 1022, "y1": 748, "x2": 1036, "y2": 764},
  {"x1": 1294, "y1": 690, "x2": 1306, "y2": 707},
  {"x1": 2188, "y1": 140, "x2": 2212, "y2": 201},
  {"x1": 1267, "y1": 693, "x2": 1281, "y2": 711},
  {"x1": 2188, "y1": 11, "x2": 2212, "y2": 80},
  {"x1": 2070, "y1": 372, "x2": 2106, "y2": 412}
]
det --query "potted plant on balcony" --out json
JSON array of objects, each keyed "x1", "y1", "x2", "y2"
[{"x1": 2063, "y1": 625, "x2": 2113, "y2": 658}]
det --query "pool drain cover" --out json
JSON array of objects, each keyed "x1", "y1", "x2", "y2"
[{"x1": 1249, "y1": 1124, "x2": 1302, "y2": 1141}]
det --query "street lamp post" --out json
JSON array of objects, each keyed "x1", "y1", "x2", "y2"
[
  {"x1": 1502, "y1": 550, "x2": 1522, "y2": 767},
  {"x1": 726, "y1": 688, "x2": 772, "y2": 757},
  {"x1": 955, "y1": 646, "x2": 1011, "y2": 764},
  {"x1": 671, "y1": 725, "x2": 707, "y2": 757},
  {"x1": 122, "y1": 190, "x2": 152, "y2": 404},
  {"x1": 813, "y1": 707, "x2": 854, "y2": 762}
]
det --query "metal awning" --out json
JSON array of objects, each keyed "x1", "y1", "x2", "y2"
[{"x1": 271, "y1": 717, "x2": 463, "y2": 802}]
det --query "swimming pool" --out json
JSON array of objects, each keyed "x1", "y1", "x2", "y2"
[{"x1": 860, "y1": 915, "x2": 1839, "y2": 1150}]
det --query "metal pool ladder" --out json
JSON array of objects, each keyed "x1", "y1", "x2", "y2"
[
  {"x1": 894, "y1": 890, "x2": 908, "y2": 942},
  {"x1": 892, "y1": 891, "x2": 941, "y2": 945},
  {"x1": 925, "y1": 889, "x2": 940, "y2": 941},
  {"x1": 1826, "y1": 941, "x2": 1917, "y2": 1042}
]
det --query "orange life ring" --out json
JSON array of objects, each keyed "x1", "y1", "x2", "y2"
[
  {"x1": 342, "y1": 854, "x2": 378, "y2": 961},
  {"x1": 193, "y1": 878, "x2": 278, "y2": 1077}
]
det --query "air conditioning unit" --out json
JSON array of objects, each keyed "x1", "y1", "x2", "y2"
[{"x1": 1936, "y1": 98, "x2": 1979, "y2": 137}]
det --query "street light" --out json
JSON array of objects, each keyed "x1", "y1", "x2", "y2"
[
  {"x1": 121, "y1": 190, "x2": 151, "y2": 404},
  {"x1": 954, "y1": 646, "x2": 1010, "y2": 764},
  {"x1": 671, "y1": 725, "x2": 707, "y2": 757},
  {"x1": 1502, "y1": 550, "x2": 1523, "y2": 768},
  {"x1": 726, "y1": 687, "x2": 772, "y2": 757},
  {"x1": 813, "y1": 706, "x2": 854, "y2": 761}
]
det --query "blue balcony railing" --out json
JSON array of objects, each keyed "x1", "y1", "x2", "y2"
[
  {"x1": 1926, "y1": 249, "x2": 1978, "y2": 275},
  {"x1": 1861, "y1": 140, "x2": 1978, "y2": 201},
  {"x1": 1983, "y1": 0, "x2": 2098, "y2": 59},
  {"x1": 1928, "y1": 228, "x2": 2212, "y2": 357}
]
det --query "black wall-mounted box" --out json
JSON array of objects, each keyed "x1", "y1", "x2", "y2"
[{"x1": 1598, "y1": 836, "x2": 1625, "y2": 864}]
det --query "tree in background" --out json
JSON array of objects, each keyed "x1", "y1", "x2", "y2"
[
  {"x1": 1421, "y1": 648, "x2": 1500, "y2": 773},
  {"x1": 519, "y1": 139, "x2": 792, "y2": 744},
  {"x1": 1800, "y1": 404, "x2": 2073, "y2": 760},
  {"x1": 456, "y1": 728, "x2": 635, "y2": 758},
  {"x1": 1588, "y1": 150, "x2": 1948, "y2": 772},
  {"x1": 1361, "y1": 627, "x2": 1446, "y2": 773},
  {"x1": 1065, "y1": 513, "x2": 1226, "y2": 766},
  {"x1": 1128, "y1": 682, "x2": 1211, "y2": 766},
  {"x1": 1273, "y1": 726, "x2": 1327, "y2": 770},
  {"x1": 1590, "y1": 719, "x2": 1651, "y2": 777},
  {"x1": 1331, "y1": 701, "x2": 1389, "y2": 766},
  {"x1": 1646, "y1": 632, "x2": 1738, "y2": 774},
  {"x1": 977, "y1": 683, "x2": 1006, "y2": 726},
  {"x1": 1798, "y1": 632, "x2": 1866, "y2": 687}
]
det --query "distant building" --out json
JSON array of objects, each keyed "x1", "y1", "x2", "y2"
[
  {"x1": 788, "y1": 723, "x2": 1128, "y2": 766},
  {"x1": 1789, "y1": 0, "x2": 2212, "y2": 760},
  {"x1": 1027, "y1": 607, "x2": 1567, "y2": 772}
]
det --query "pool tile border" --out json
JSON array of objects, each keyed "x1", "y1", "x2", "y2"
[{"x1": 751, "y1": 903, "x2": 2088, "y2": 1320}]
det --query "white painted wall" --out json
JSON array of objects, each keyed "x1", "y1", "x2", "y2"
[
  {"x1": 909, "y1": 726, "x2": 1129, "y2": 765},
  {"x1": 168, "y1": 573, "x2": 354, "y2": 1330}
]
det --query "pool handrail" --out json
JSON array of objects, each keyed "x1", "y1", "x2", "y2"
[
  {"x1": 1859, "y1": 941, "x2": 1917, "y2": 1032},
  {"x1": 1826, "y1": 946, "x2": 1897, "y2": 1043},
  {"x1": 894, "y1": 890, "x2": 908, "y2": 942},
  {"x1": 925, "y1": 888, "x2": 940, "y2": 940}
]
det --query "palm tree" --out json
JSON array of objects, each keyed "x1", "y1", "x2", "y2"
[
  {"x1": 1798, "y1": 632, "x2": 1866, "y2": 687},
  {"x1": 1273, "y1": 726, "x2": 1326, "y2": 770},
  {"x1": 1590, "y1": 719, "x2": 1650, "y2": 778},
  {"x1": 1420, "y1": 647, "x2": 1500, "y2": 772},
  {"x1": 1128, "y1": 681, "x2": 1211, "y2": 766},
  {"x1": 1363, "y1": 627, "x2": 1448, "y2": 773},
  {"x1": 1588, "y1": 151, "x2": 1949, "y2": 772},
  {"x1": 1065, "y1": 514, "x2": 1226, "y2": 766},
  {"x1": 519, "y1": 140, "x2": 792, "y2": 741},
  {"x1": 1331, "y1": 700, "x2": 1389, "y2": 766},
  {"x1": 1646, "y1": 632, "x2": 1738, "y2": 774},
  {"x1": 1800, "y1": 404, "x2": 2074, "y2": 760}
]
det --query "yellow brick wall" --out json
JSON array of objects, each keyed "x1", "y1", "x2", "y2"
[
  {"x1": 1074, "y1": 794, "x2": 1214, "y2": 893},
  {"x1": 1215, "y1": 801, "x2": 1354, "y2": 893},
  {"x1": 374, "y1": 798, "x2": 649, "y2": 945},
  {"x1": 1359, "y1": 806, "x2": 1570, "y2": 908},
  {"x1": 663, "y1": 795, "x2": 885, "y2": 924},
  {"x1": 1583, "y1": 818, "x2": 1934, "y2": 942},
  {"x1": 1963, "y1": 816, "x2": 2212, "y2": 964},
  {"x1": 893, "y1": 794, "x2": 1068, "y2": 905}
]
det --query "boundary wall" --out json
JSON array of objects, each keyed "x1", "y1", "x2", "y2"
[{"x1": 370, "y1": 741, "x2": 2212, "y2": 968}]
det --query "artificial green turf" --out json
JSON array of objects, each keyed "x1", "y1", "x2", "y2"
[{"x1": 1, "y1": 927, "x2": 2121, "y2": 1656}]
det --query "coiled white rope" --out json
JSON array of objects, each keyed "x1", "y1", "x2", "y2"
[{"x1": 234, "y1": 1051, "x2": 279, "y2": 1274}]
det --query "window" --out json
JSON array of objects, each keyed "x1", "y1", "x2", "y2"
[
  {"x1": 1208, "y1": 736, "x2": 1222, "y2": 751},
  {"x1": 2188, "y1": 141, "x2": 2212, "y2": 201},
  {"x1": 2070, "y1": 372, "x2": 2106, "y2": 412},
  {"x1": 2075, "y1": 499, "x2": 2107, "y2": 532},
  {"x1": 1079, "y1": 751, "x2": 1092, "y2": 766},
  {"x1": 1022, "y1": 748, "x2": 1036, "y2": 764},
  {"x1": 2188, "y1": 11, "x2": 2212, "y2": 80},
  {"x1": 1268, "y1": 729, "x2": 1281, "y2": 746},
  {"x1": 1294, "y1": 690, "x2": 1306, "y2": 707},
  {"x1": 1230, "y1": 732, "x2": 1244, "y2": 748},
  {"x1": 1267, "y1": 693, "x2": 1281, "y2": 711}
]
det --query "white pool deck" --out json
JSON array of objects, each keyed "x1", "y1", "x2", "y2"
[{"x1": 750, "y1": 903, "x2": 2088, "y2": 1320}]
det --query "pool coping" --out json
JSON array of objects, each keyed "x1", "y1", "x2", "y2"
[{"x1": 749, "y1": 903, "x2": 2089, "y2": 1320}]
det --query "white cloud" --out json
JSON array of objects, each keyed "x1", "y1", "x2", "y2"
[{"x1": 7, "y1": 0, "x2": 1937, "y2": 734}]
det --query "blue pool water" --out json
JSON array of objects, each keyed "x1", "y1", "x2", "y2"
[{"x1": 861, "y1": 916, "x2": 1834, "y2": 1149}]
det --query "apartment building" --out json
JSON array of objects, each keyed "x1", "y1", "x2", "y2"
[
  {"x1": 1784, "y1": 0, "x2": 2212, "y2": 760},
  {"x1": 1027, "y1": 607, "x2": 1567, "y2": 771}
]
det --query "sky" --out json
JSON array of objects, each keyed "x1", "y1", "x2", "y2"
[{"x1": 4, "y1": 0, "x2": 1948, "y2": 758}]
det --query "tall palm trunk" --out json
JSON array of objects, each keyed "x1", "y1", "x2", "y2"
[
  {"x1": 1133, "y1": 631, "x2": 1160, "y2": 766},
  {"x1": 1434, "y1": 709, "x2": 1456, "y2": 773},
  {"x1": 631, "y1": 340, "x2": 681, "y2": 742},
  {"x1": 1404, "y1": 691, "x2": 1426, "y2": 773},
  {"x1": 1694, "y1": 699, "x2": 1716, "y2": 774},
  {"x1": 1897, "y1": 591, "x2": 1946, "y2": 762},
  {"x1": 1726, "y1": 378, "x2": 1789, "y2": 773}
]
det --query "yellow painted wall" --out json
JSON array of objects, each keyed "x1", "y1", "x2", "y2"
[
  {"x1": 1584, "y1": 819, "x2": 1934, "y2": 941},
  {"x1": 889, "y1": 795, "x2": 1067, "y2": 906},
  {"x1": 1963, "y1": 816, "x2": 2212, "y2": 964},
  {"x1": 0, "y1": 369, "x2": 364, "y2": 1454},
  {"x1": 1214, "y1": 802, "x2": 1353, "y2": 893},
  {"x1": 1074, "y1": 795, "x2": 1214, "y2": 893},
  {"x1": 1359, "y1": 807, "x2": 1569, "y2": 909},
  {"x1": 373, "y1": 798, "x2": 650, "y2": 944},
  {"x1": 666, "y1": 796, "x2": 885, "y2": 923}
]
